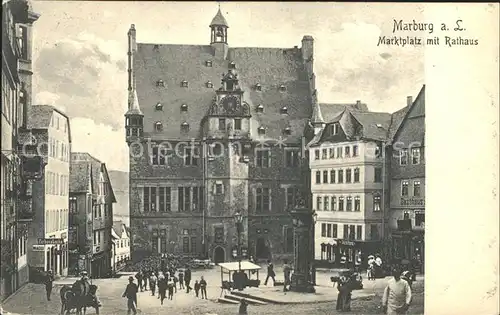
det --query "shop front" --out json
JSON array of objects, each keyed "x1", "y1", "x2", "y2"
[
  {"x1": 390, "y1": 230, "x2": 424, "y2": 273},
  {"x1": 317, "y1": 239, "x2": 383, "y2": 269}
]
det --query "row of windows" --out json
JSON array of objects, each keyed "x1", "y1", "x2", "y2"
[
  {"x1": 319, "y1": 223, "x2": 380, "y2": 240},
  {"x1": 401, "y1": 180, "x2": 422, "y2": 197},
  {"x1": 117, "y1": 239, "x2": 129, "y2": 248},
  {"x1": 315, "y1": 168, "x2": 382, "y2": 184},
  {"x1": 151, "y1": 146, "x2": 300, "y2": 168},
  {"x1": 140, "y1": 186, "x2": 299, "y2": 213},
  {"x1": 152, "y1": 121, "x2": 291, "y2": 136},
  {"x1": 314, "y1": 145, "x2": 368, "y2": 160},
  {"x1": 93, "y1": 230, "x2": 107, "y2": 246},
  {"x1": 154, "y1": 78, "x2": 287, "y2": 92},
  {"x1": 315, "y1": 195, "x2": 381, "y2": 212},
  {"x1": 143, "y1": 186, "x2": 203, "y2": 212},
  {"x1": 320, "y1": 223, "x2": 363, "y2": 240},
  {"x1": 45, "y1": 172, "x2": 69, "y2": 196},
  {"x1": 115, "y1": 254, "x2": 130, "y2": 264},
  {"x1": 402, "y1": 211, "x2": 425, "y2": 227},
  {"x1": 399, "y1": 148, "x2": 421, "y2": 165},
  {"x1": 46, "y1": 208, "x2": 68, "y2": 233},
  {"x1": 93, "y1": 204, "x2": 111, "y2": 219},
  {"x1": 49, "y1": 114, "x2": 68, "y2": 133},
  {"x1": 48, "y1": 138, "x2": 70, "y2": 162}
]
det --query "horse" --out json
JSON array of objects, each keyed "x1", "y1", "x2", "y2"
[{"x1": 60, "y1": 283, "x2": 101, "y2": 315}]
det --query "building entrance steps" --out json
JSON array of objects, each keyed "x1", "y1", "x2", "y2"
[
  {"x1": 225, "y1": 285, "x2": 375, "y2": 305},
  {"x1": 222, "y1": 293, "x2": 268, "y2": 305}
]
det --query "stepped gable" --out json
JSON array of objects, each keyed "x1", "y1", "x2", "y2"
[{"x1": 134, "y1": 44, "x2": 312, "y2": 142}]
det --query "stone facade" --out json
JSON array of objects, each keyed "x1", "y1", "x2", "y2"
[{"x1": 126, "y1": 9, "x2": 314, "y2": 263}]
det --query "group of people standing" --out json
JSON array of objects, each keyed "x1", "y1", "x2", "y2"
[
  {"x1": 332, "y1": 266, "x2": 413, "y2": 315},
  {"x1": 122, "y1": 265, "x2": 208, "y2": 315}
]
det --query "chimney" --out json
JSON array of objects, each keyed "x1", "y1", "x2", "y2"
[
  {"x1": 356, "y1": 100, "x2": 361, "y2": 106},
  {"x1": 407, "y1": 96, "x2": 413, "y2": 107}
]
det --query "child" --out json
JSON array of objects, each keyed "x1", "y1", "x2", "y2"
[{"x1": 194, "y1": 280, "x2": 200, "y2": 297}]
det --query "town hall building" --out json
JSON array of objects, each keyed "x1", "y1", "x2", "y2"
[{"x1": 125, "y1": 9, "x2": 318, "y2": 263}]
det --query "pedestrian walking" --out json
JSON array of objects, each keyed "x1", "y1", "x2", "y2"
[
  {"x1": 200, "y1": 276, "x2": 208, "y2": 299},
  {"x1": 283, "y1": 260, "x2": 292, "y2": 292},
  {"x1": 238, "y1": 298, "x2": 249, "y2": 315},
  {"x1": 167, "y1": 278, "x2": 175, "y2": 300},
  {"x1": 172, "y1": 273, "x2": 178, "y2": 293},
  {"x1": 264, "y1": 260, "x2": 276, "y2": 286},
  {"x1": 157, "y1": 274, "x2": 167, "y2": 305},
  {"x1": 135, "y1": 271, "x2": 144, "y2": 292},
  {"x1": 149, "y1": 273, "x2": 157, "y2": 296},
  {"x1": 44, "y1": 270, "x2": 54, "y2": 301},
  {"x1": 367, "y1": 255, "x2": 375, "y2": 280},
  {"x1": 184, "y1": 267, "x2": 192, "y2": 293},
  {"x1": 143, "y1": 269, "x2": 149, "y2": 291},
  {"x1": 194, "y1": 280, "x2": 200, "y2": 297},
  {"x1": 335, "y1": 271, "x2": 354, "y2": 312},
  {"x1": 122, "y1": 276, "x2": 138, "y2": 315},
  {"x1": 382, "y1": 267, "x2": 412, "y2": 315},
  {"x1": 178, "y1": 269, "x2": 185, "y2": 289}
]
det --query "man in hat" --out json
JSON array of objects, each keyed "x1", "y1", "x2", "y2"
[
  {"x1": 382, "y1": 266, "x2": 412, "y2": 315},
  {"x1": 123, "y1": 276, "x2": 138, "y2": 315},
  {"x1": 44, "y1": 270, "x2": 55, "y2": 301}
]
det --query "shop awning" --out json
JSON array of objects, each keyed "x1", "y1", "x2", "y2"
[{"x1": 218, "y1": 261, "x2": 261, "y2": 272}]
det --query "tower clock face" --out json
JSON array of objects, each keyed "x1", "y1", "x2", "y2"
[{"x1": 222, "y1": 96, "x2": 240, "y2": 113}]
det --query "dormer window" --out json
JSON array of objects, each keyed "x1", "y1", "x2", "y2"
[
  {"x1": 206, "y1": 60, "x2": 213, "y2": 67},
  {"x1": 332, "y1": 123, "x2": 339, "y2": 135},
  {"x1": 279, "y1": 84, "x2": 287, "y2": 92},
  {"x1": 280, "y1": 106, "x2": 288, "y2": 114},
  {"x1": 229, "y1": 61, "x2": 236, "y2": 69},
  {"x1": 181, "y1": 80, "x2": 188, "y2": 88},
  {"x1": 255, "y1": 83, "x2": 262, "y2": 91},
  {"x1": 284, "y1": 127, "x2": 292, "y2": 135},
  {"x1": 155, "y1": 103, "x2": 163, "y2": 111},
  {"x1": 181, "y1": 122, "x2": 189, "y2": 131},
  {"x1": 154, "y1": 122, "x2": 163, "y2": 131},
  {"x1": 256, "y1": 104, "x2": 264, "y2": 113},
  {"x1": 206, "y1": 81, "x2": 213, "y2": 88},
  {"x1": 258, "y1": 126, "x2": 266, "y2": 135},
  {"x1": 156, "y1": 79, "x2": 165, "y2": 87},
  {"x1": 181, "y1": 104, "x2": 188, "y2": 112}
]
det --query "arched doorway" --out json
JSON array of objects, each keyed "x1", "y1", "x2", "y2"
[
  {"x1": 256, "y1": 238, "x2": 270, "y2": 259},
  {"x1": 213, "y1": 246, "x2": 225, "y2": 264}
]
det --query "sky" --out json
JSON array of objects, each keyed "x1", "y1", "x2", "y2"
[{"x1": 30, "y1": 1, "x2": 424, "y2": 172}]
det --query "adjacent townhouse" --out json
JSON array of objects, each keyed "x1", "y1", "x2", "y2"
[
  {"x1": 69, "y1": 153, "x2": 116, "y2": 278},
  {"x1": 25, "y1": 105, "x2": 72, "y2": 278},
  {"x1": 308, "y1": 102, "x2": 391, "y2": 266},
  {"x1": 111, "y1": 221, "x2": 130, "y2": 273},
  {"x1": 388, "y1": 85, "x2": 425, "y2": 270}
]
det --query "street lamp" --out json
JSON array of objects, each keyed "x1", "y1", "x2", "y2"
[
  {"x1": 234, "y1": 210, "x2": 243, "y2": 271},
  {"x1": 311, "y1": 211, "x2": 318, "y2": 285}
]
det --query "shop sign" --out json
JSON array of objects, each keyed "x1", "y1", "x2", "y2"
[
  {"x1": 400, "y1": 198, "x2": 425, "y2": 206},
  {"x1": 336, "y1": 239, "x2": 356, "y2": 246},
  {"x1": 32, "y1": 245, "x2": 45, "y2": 251},
  {"x1": 38, "y1": 238, "x2": 64, "y2": 245}
]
